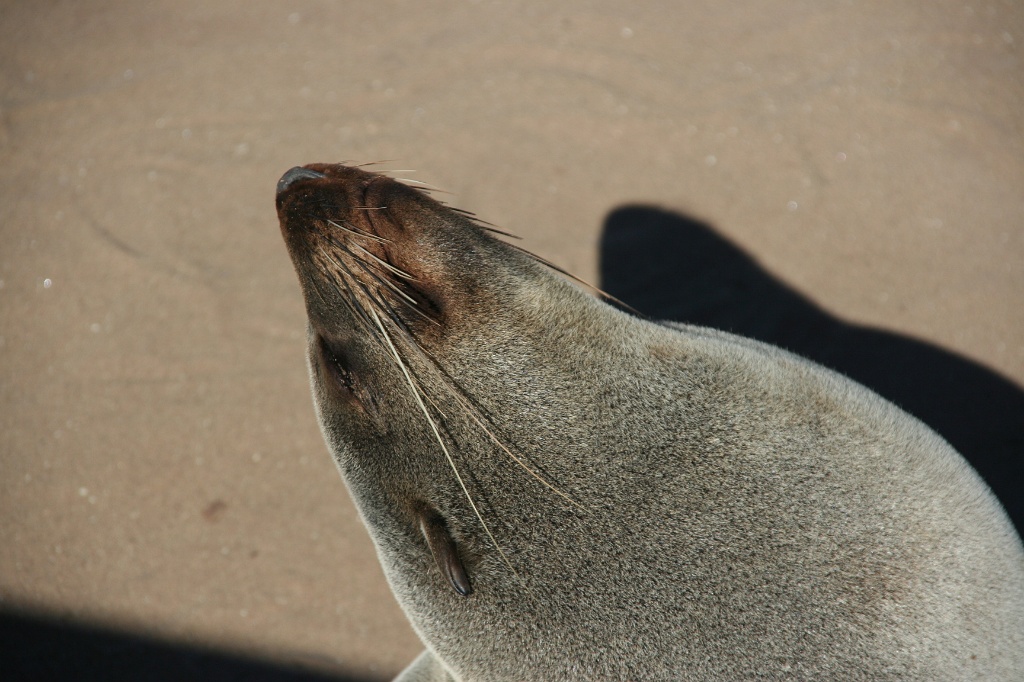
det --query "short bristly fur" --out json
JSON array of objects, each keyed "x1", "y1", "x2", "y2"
[{"x1": 276, "y1": 163, "x2": 1024, "y2": 681}]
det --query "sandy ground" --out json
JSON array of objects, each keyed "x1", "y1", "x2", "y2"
[{"x1": 1, "y1": 1, "x2": 1022, "y2": 679}]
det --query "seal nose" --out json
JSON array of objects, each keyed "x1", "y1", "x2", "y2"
[{"x1": 277, "y1": 167, "x2": 326, "y2": 195}]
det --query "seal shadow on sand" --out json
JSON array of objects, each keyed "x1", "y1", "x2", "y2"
[
  {"x1": 0, "y1": 607, "x2": 383, "y2": 682},
  {"x1": 599, "y1": 205, "x2": 1024, "y2": 535}
]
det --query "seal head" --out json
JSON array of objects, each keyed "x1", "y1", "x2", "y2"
[{"x1": 276, "y1": 164, "x2": 1024, "y2": 681}]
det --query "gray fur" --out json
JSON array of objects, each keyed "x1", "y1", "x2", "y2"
[{"x1": 276, "y1": 164, "x2": 1024, "y2": 681}]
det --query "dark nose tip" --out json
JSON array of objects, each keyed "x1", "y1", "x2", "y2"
[{"x1": 277, "y1": 167, "x2": 326, "y2": 195}]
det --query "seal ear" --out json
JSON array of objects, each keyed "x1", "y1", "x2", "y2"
[{"x1": 418, "y1": 510, "x2": 473, "y2": 597}]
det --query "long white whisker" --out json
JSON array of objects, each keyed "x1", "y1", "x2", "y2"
[
  {"x1": 367, "y1": 308, "x2": 524, "y2": 585},
  {"x1": 327, "y1": 219, "x2": 390, "y2": 244},
  {"x1": 348, "y1": 240, "x2": 417, "y2": 281},
  {"x1": 443, "y1": 386, "x2": 584, "y2": 511}
]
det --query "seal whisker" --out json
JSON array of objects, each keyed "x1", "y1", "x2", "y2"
[
  {"x1": 345, "y1": 261, "x2": 419, "y2": 340},
  {"x1": 393, "y1": 178, "x2": 435, "y2": 187},
  {"x1": 353, "y1": 258, "x2": 421, "y2": 309},
  {"x1": 409, "y1": 358, "x2": 585, "y2": 509},
  {"x1": 347, "y1": 252, "x2": 441, "y2": 329},
  {"x1": 449, "y1": 209, "x2": 515, "y2": 236},
  {"x1": 346, "y1": 240, "x2": 417, "y2": 281},
  {"x1": 339, "y1": 259, "x2": 431, "y2": 359},
  {"x1": 316, "y1": 245, "x2": 386, "y2": 345},
  {"x1": 367, "y1": 307, "x2": 526, "y2": 587},
  {"x1": 419, "y1": 385, "x2": 451, "y2": 422},
  {"x1": 324, "y1": 241, "x2": 440, "y2": 335},
  {"x1": 324, "y1": 235, "x2": 419, "y2": 305},
  {"x1": 445, "y1": 387, "x2": 585, "y2": 511},
  {"x1": 377, "y1": 327, "x2": 583, "y2": 510},
  {"x1": 317, "y1": 236, "x2": 437, "y2": 331},
  {"x1": 326, "y1": 219, "x2": 391, "y2": 244},
  {"x1": 307, "y1": 274, "x2": 331, "y2": 310},
  {"x1": 475, "y1": 224, "x2": 523, "y2": 239},
  {"x1": 505, "y1": 242, "x2": 645, "y2": 317},
  {"x1": 394, "y1": 178, "x2": 451, "y2": 194},
  {"x1": 352, "y1": 159, "x2": 397, "y2": 168},
  {"x1": 360, "y1": 304, "x2": 583, "y2": 509}
]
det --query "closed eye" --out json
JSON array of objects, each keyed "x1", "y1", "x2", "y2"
[{"x1": 316, "y1": 334, "x2": 356, "y2": 395}]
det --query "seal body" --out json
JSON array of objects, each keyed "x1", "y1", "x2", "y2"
[{"x1": 276, "y1": 164, "x2": 1024, "y2": 681}]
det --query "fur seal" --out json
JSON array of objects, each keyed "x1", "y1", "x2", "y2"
[{"x1": 275, "y1": 163, "x2": 1024, "y2": 681}]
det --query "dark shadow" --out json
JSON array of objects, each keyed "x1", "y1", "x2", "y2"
[
  {"x1": 600, "y1": 205, "x2": 1023, "y2": 534},
  {"x1": 0, "y1": 607, "x2": 385, "y2": 682}
]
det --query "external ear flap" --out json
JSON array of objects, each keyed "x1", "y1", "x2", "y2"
[{"x1": 418, "y1": 510, "x2": 473, "y2": 597}]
